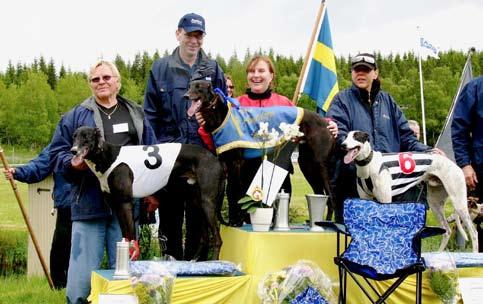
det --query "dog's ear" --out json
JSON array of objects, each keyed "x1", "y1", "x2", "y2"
[
  {"x1": 354, "y1": 131, "x2": 369, "y2": 143},
  {"x1": 94, "y1": 128, "x2": 103, "y2": 149}
]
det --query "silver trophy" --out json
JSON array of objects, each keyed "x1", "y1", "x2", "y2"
[
  {"x1": 274, "y1": 190, "x2": 290, "y2": 231},
  {"x1": 306, "y1": 194, "x2": 328, "y2": 231},
  {"x1": 113, "y1": 238, "x2": 130, "y2": 280}
]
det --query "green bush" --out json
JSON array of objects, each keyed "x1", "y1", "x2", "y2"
[{"x1": 0, "y1": 229, "x2": 27, "y2": 276}]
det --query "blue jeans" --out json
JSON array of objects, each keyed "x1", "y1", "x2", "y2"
[{"x1": 66, "y1": 216, "x2": 122, "y2": 304}]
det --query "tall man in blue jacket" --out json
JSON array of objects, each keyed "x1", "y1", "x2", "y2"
[
  {"x1": 3, "y1": 144, "x2": 71, "y2": 289},
  {"x1": 452, "y1": 76, "x2": 483, "y2": 252},
  {"x1": 327, "y1": 53, "x2": 437, "y2": 222},
  {"x1": 144, "y1": 13, "x2": 226, "y2": 260}
]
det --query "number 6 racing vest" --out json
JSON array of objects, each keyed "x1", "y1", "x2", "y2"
[{"x1": 357, "y1": 152, "x2": 433, "y2": 197}]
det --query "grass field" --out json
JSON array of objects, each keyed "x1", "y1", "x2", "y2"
[{"x1": 0, "y1": 160, "x2": 464, "y2": 303}]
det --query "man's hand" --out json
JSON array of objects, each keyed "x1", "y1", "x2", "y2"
[
  {"x1": 143, "y1": 195, "x2": 159, "y2": 213},
  {"x1": 71, "y1": 157, "x2": 88, "y2": 171},
  {"x1": 3, "y1": 168, "x2": 15, "y2": 180},
  {"x1": 430, "y1": 147, "x2": 446, "y2": 157},
  {"x1": 462, "y1": 164, "x2": 478, "y2": 190},
  {"x1": 195, "y1": 112, "x2": 205, "y2": 127},
  {"x1": 129, "y1": 240, "x2": 140, "y2": 261}
]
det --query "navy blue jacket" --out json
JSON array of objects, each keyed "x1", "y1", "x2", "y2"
[
  {"x1": 14, "y1": 145, "x2": 71, "y2": 209},
  {"x1": 327, "y1": 84, "x2": 429, "y2": 153},
  {"x1": 49, "y1": 96, "x2": 156, "y2": 221},
  {"x1": 144, "y1": 47, "x2": 226, "y2": 145},
  {"x1": 451, "y1": 76, "x2": 483, "y2": 168}
]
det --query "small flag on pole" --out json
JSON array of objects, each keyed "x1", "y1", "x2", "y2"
[
  {"x1": 420, "y1": 37, "x2": 440, "y2": 59},
  {"x1": 302, "y1": 8, "x2": 338, "y2": 116}
]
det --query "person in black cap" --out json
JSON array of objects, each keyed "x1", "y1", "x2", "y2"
[
  {"x1": 143, "y1": 13, "x2": 226, "y2": 260},
  {"x1": 327, "y1": 53, "x2": 442, "y2": 222}
]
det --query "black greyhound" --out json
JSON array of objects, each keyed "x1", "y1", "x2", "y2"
[
  {"x1": 186, "y1": 80, "x2": 335, "y2": 225},
  {"x1": 71, "y1": 126, "x2": 226, "y2": 259}
]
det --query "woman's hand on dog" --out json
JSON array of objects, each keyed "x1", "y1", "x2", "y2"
[
  {"x1": 463, "y1": 164, "x2": 479, "y2": 190},
  {"x1": 3, "y1": 168, "x2": 15, "y2": 180}
]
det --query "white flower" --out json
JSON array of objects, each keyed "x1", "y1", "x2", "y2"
[{"x1": 279, "y1": 122, "x2": 304, "y2": 142}]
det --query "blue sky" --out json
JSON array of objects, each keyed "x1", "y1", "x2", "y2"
[{"x1": 1, "y1": 0, "x2": 481, "y2": 72}]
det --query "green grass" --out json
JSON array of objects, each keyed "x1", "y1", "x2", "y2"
[{"x1": 0, "y1": 275, "x2": 65, "y2": 304}]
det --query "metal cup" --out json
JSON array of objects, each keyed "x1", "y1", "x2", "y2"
[
  {"x1": 274, "y1": 190, "x2": 290, "y2": 231},
  {"x1": 113, "y1": 238, "x2": 130, "y2": 280},
  {"x1": 306, "y1": 194, "x2": 328, "y2": 231}
]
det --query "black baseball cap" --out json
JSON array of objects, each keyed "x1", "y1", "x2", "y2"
[
  {"x1": 178, "y1": 13, "x2": 205, "y2": 34},
  {"x1": 351, "y1": 53, "x2": 377, "y2": 70}
]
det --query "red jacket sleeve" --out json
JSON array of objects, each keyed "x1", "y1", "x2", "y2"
[{"x1": 198, "y1": 127, "x2": 215, "y2": 153}]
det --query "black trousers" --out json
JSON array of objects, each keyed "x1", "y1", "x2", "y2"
[
  {"x1": 475, "y1": 166, "x2": 483, "y2": 252},
  {"x1": 50, "y1": 207, "x2": 72, "y2": 289},
  {"x1": 157, "y1": 181, "x2": 206, "y2": 261}
]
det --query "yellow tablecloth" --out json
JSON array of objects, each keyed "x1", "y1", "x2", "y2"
[
  {"x1": 89, "y1": 225, "x2": 483, "y2": 303},
  {"x1": 88, "y1": 269, "x2": 250, "y2": 304},
  {"x1": 219, "y1": 225, "x2": 483, "y2": 304}
]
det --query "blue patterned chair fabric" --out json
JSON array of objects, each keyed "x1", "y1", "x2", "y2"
[{"x1": 342, "y1": 198, "x2": 426, "y2": 275}]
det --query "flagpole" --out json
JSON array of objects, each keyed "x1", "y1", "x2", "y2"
[
  {"x1": 292, "y1": 0, "x2": 325, "y2": 103},
  {"x1": 417, "y1": 27, "x2": 427, "y2": 145}
]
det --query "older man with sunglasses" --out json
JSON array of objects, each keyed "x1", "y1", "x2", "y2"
[{"x1": 327, "y1": 53, "x2": 437, "y2": 222}]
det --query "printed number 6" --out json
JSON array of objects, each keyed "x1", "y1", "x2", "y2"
[
  {"x1": 143, "y1": 145, "x2": 162, "y2": 169},
  {"x1": 398, "y1": 152, "x2": 415, "y2": 174}
]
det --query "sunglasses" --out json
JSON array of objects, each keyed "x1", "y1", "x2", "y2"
[
  {"x1": 351, "y1": 55, "x2": 376, "y2": 65},
  {"x1": 228, "y1": 85, "x2": 235, "y2": 89},
  {"x1": 90, "y1": 75, "x2": 116, "y2": 83}
]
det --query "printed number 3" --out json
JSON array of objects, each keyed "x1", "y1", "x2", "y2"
[
  {"x1": 398, "y1": 152, "x2": 416, "y2": 174},
  {"x1": 143, "y1": 145, "x2": 162, "y2": 169}
]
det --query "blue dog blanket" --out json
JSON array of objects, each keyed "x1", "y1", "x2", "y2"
[{"x1": 211, "y1": 105, "x2": 304, "y2": 158}]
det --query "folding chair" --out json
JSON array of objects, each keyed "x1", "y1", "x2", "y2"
[{"x1": 317, "y1": 198, "x2": 445, "y2": 304}]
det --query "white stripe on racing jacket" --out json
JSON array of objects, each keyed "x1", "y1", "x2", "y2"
[
  {"x1": 357, "y1": 152, "x2": 433, "y2": 197},
  {"x1": 96, "y1": 143, "x2": 182, "y2": 198}
]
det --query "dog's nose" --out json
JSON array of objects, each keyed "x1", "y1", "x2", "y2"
[
  {"x1": 70, "y1": 147, "x2": 78, "y2": 154},
  {"x1": 341, "y1": 143, "x2": 347, "y2": 150},
  {"x1": 183, "y1": 91, "x2": 190, "y2": 98}
]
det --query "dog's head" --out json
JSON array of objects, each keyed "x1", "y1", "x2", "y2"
[
  {"x1": 341, "y1": 131, "x2": 372, "y2": 164},
  {"x1": 185, "y1": 80, "x2": 217, "y2": 110},
  {"x1": 71, "y1": 126, "x2": 103, "y2": 166}
]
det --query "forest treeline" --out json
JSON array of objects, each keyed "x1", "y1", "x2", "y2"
[{"x1": 0, "y1": 49, "x2": 481, "y2": 149}]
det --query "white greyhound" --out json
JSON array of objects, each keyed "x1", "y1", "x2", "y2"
[{"x1": 341, "y1": 130, "x2": 478, "y2": 252}]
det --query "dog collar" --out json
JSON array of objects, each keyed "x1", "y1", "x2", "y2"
[{"x1": 355, "y1": 150, "x2": 373, "y2": 166}]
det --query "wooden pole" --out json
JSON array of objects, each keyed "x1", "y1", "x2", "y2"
[
  {"x1": 0, "y1": 147, "x2": 54, "y2": 290},
  {"x1": 292, "y1": 0, "x2": 326, "y2": 104}
]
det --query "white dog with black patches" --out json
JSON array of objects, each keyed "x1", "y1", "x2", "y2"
[{"x1": 342, "y1": 130, "x2": 478, "y2": 252}]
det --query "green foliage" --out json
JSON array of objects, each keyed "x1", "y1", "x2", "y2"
[
  {"x1": 55, "y1": 73, "x2": 91, "y2": 115},
  {"x1": 428, "y1": 270, "x2": 457, "y2": 303},
  {"x1": 0, "y1": 50, "x2": 482, "y2": 148},
  {"x1": 0, "y1": 230, "x2": 27, "y2": 276}
]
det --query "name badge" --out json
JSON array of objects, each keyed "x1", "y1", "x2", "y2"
[{"x1": 113, "y1": 123, "x2": 129, "y2": 133}]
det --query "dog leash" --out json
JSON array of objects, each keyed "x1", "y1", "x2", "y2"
[{"x1": 214, "y1": 88, "x2": 240, "y2": 109}]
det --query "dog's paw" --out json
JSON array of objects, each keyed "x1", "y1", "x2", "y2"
[{"x1": 129, "y1": 240, "x2": 140, "y2": 261}]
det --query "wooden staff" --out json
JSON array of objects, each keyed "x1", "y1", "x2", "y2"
[
  {"x1": 292, "y1": 0, "x2": 326, "y2": 104},
  {"x1": 0, "y1": 147, "x2": 54, "y2": 289}
]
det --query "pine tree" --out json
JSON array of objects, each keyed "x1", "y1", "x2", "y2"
[{"x1": 47, "y1": 58, "x2": 57, "y2": 89}]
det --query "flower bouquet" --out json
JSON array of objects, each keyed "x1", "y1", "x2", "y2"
[
  {"x1": 426, "y1": 252, "x2": 461, "y2": 304},
  {"x1": 258, "y1": 260, "x2": 336, "y2": 304},
  {"x1": 238, "y1": 122, "x2": 304, "y2": 212},
  {"x1": 131, "y1": 262, "x2": 176, "y2": 304}
]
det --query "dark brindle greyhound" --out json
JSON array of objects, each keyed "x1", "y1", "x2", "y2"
[
  {"x1": 71, "y1": 126, "x2": 226, "y2": 259},
  {"x1": 186, "y1": 80, "x2": 335, "y2": 224}
]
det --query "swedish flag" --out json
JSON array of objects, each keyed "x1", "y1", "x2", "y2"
[{"x1": 303, "y1": 9, "x2": 338, "y2": 116}]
